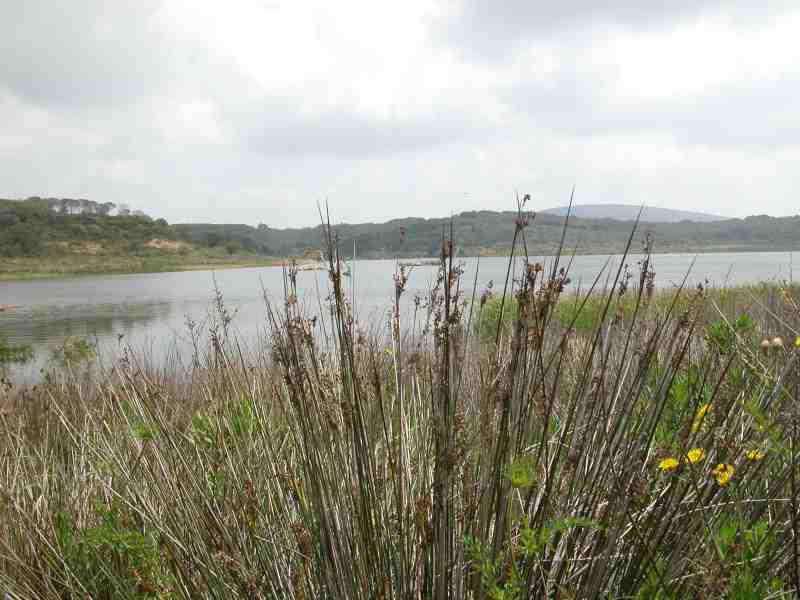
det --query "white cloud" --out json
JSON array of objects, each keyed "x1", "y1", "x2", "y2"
[
  {"x1": 0, "y1": 0, "x2": 799, "y2": 226},
  {"x1": 607, "y1": 14, "x2": 800, "y2": 100},
  {"x1": 157, "y1": 98, "x2": 226, "y2": 144}
]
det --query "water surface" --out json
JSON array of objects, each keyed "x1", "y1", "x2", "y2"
[{"x1": 1, "y1": 252, "x2": 795, "y2": 380}]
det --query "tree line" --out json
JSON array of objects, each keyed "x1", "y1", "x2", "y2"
[
  {"x1": 4, "y1": 197, "x2": 800, "y2": 259},
  {"x1": 178, "y1": 210, "x2": 800, "y2": 258},
  {"x1": 0, "y1": 199, "x2": 170, "y2": 257}
]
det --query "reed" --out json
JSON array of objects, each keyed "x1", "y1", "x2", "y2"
[{"x1": 1, "y1": 206, "x2": 800, "y2": 599}]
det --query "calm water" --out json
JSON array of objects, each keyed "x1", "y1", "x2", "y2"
[{"x1": 1, "y1": 252, "x2": 795, "y2": 380}]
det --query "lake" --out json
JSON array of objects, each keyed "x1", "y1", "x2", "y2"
[{"x1": 1, "y1": 252, "x2": 795, "y2": 380}]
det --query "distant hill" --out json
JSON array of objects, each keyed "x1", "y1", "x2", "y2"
[
  {"x1": 0, "y1": 198, "x2": 174, "y2": 257},
  {"x1": 0, "y1": 198, "x2": 268, "y2": 258},
  {"x1": 541, "y1": 204, "x2": 725, "y2": 223},
  {"x1": 0, "y1": 198, "x2": 280, "y2": 278},
  {"x1": 177, "y1": 210, "x2": 800, "y2": 259},
  {"x1": 4, "y1": 197, "x2": 799, "y2": 267}
]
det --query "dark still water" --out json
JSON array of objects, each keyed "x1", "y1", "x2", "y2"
[{"x1": 1, "y1": 252, "x2": 795, "y2": 380}]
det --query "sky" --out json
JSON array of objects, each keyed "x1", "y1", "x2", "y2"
[{"x1": 1, "y1": 1, "x2": 798, "y2": 227}]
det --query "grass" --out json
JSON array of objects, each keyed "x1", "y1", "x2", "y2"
[
  {"x1": 0, "y1": 336, "x2": 33, "y2": 367},
  {"x1": 477, "y1": 281, "x2": 798, "y2": 339},
  {"x1": 0, "y1": 250, "x2": 283, "y2": 280},
  {"x1": 2, "y1": 207, "x2": 800, "y2": 598}
]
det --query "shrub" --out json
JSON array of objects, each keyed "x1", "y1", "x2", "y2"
[
  {"x1": 2, "y1": 217, "x2": 800, "y2": 599},
  {"x1": 50, "y1": 337, "x2": 95, "y2": 367},
  {"x1": 225, "y1": 239, "x2": 242, "y2": 255},
  {"x1": 53, "y1": 503, "x2": 171, "y2": 597},
  {"x1": 0, "y1": 335, "x2": 33, "y2": 366},
  {"x1": 475, "y1": 294, "x2": 517, "y2": 341}
]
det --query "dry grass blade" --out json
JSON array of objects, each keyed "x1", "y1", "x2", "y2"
[{"x1": 1, "y1": 206, "x2": 800, "y2": 599}]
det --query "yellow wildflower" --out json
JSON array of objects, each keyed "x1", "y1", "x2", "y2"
[
  {"x1": 746, "y1": 449, "x2": 765, "y2": 461},
  {"x1": 712, "y1": 463, "x2": 734, "y2": 486},
  {"x1": 685, "y1": 448, "x2": 706, "y2": 464},
  {"x1": 691, "y1": 404, "x2": 711, "y2": 433},
  {"x1": 795, "y1": 336, "x2": 800, "y2": 349},
  {"x1": 658, "y1": 457, "x2": 680, "y2": 472}
]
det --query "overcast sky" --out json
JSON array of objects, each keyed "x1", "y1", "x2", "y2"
[{"x1": 1, "y1": 1, "x2": 798, "y2": 226}]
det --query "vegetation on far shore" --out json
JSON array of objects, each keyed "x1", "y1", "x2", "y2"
[
  {"x1": 178, "y1": 209, "x2": 800, "y2": 259},
  {"x1": 0, "y1": 334, "x2": 33, "y2": 366},
  {"x1": 3, "y1": 202, "x2": 800, "y2": 598},
  {"x1": 0, "y1": 252, "x2": 282, "y2": 280},
  {"x1": 0, "y1": 198, "x2": 282, "y2": 279},
  {"x1": 2, "y1": 197, "x2": 800, "y2": 280}
]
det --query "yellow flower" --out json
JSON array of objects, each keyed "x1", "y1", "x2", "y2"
[
  {"x1": 686, "y1": 448, "x2": 706, "y2": 464},
  {"x1": 795, "y1": 336, "x2": 800, "y2": 349},
  {"x1": 691, "y1": 404, "x2": 711, "y2": 433},
  {"x1": 712, "y1": 463, "x2": 734, "y2": 486},
  {"x1": 746, "y1": 449, "x2": 765, "y2": 461},
  {"x1": 658, "y1": 457, "x2": 680, "y2": 472}
]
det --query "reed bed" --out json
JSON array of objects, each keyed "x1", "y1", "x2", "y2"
[{"x1": 1, "y1": 207, "x2": 800, "y2": 599}]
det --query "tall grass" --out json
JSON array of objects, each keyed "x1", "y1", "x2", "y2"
[{"x1": 1, "y1": 207, "x2": 800, "y2": 599}]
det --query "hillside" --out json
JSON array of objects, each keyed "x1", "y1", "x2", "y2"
[
  {"x1": 0, "y1": 198, "x2": 176, "y2": 257},
  {"x1": 541, "y1": 204, "x2": 725, "y2": 223},
  {"x1": 177, "y1": 210, "x2": 800, "y2": 259},
  {"x1": 3, "y1": 197, "x2": 800, "y2": 278},
  {"x1": 0, "y1": 198, "x2": 278, "y2": 278}
]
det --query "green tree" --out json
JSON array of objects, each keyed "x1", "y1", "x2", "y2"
[{"x1": 225, "y1": 240, "x2": 241, "y2": 255}]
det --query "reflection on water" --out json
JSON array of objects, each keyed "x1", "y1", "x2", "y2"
[
  {"x1": 0, "y1": 301, "x2": 177, "y2": 384},
  {"x1": 1, "y1": 302, "x2": 174, "y2": 348}
]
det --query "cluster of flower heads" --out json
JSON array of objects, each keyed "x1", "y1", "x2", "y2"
[
  {"x1": 760, "y1": 336, "x2": 785, "y2": 351},
  {"x1": 657, "y1": 448, "x2": 704, "y2": 473},
  {"x1": 711, "y1": 463, "x2": 735, "y2": 487},
  {"x1": 760, "y1": 335, "x2": 800, "y2": 351},
  {"x1": 745, "y1": 449, "x2": 765, "y2": 461},
  {"x1": 658, "y1": 447, "x2": 765, "y2": 486},
  {"x1": 659, "y1": 455, "x2": 732, "y2": 487},
  {"x1": 658, "y1": 402, "x2": 767, "y2": 487},
  {"x1": 686, "y1": 448, "x2": 706, "y2": 464}
]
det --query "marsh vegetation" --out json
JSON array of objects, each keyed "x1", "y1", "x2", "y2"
[{"x1": 2, "y1": 207, "x2": 800, "y2": 599}]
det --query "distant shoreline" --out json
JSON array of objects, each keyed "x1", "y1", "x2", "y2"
[
  {"x1": 0, "y1": 256, "x2": 284, "y2": 281},
  {"x1": 1, "y1": 243, "x2": 796, "y2": 281}
]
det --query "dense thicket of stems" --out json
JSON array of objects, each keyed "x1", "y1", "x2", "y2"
[{"x1": 1, "y1": 208, "x2": 800, "y2": 599}]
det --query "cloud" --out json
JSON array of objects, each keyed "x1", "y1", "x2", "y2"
[
  {"x1": 0, "y1": 1, "x2": 171, "y2": 108},
  {"x1": 501, "y1": 69, "x2": 800, "y2": 150},
  {"x1": 0, "y1": 0, "x2": 799, "y2": 226},
  {"x1": 439, "y1": 0, "x2": 796, "y2": 60},
  {"x1": 231, "y1": 99, "x2": 490, "y2": 157}
]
